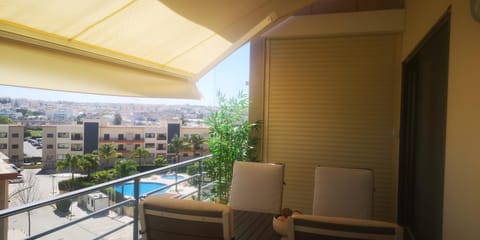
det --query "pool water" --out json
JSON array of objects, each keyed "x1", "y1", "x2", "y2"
[
  {"x1": 161, "y1": 174, "x2": 185, "y2": 180},
  {"x1": 114, "y1": 182, "x2": 168, "y2": 197}
]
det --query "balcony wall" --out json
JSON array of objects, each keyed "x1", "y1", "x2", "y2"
[{"x1": 401, "y1": 0, "x2": 480, "y2": 239}]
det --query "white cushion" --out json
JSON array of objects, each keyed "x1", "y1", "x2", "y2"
[
  {"x1": 229, "y1": 161, "x2": 284, "y2": 214},
  {"x1": 313, "y1": 166, "x2": 373, "y2": 219}
]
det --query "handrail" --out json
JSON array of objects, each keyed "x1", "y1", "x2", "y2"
[{"x1": 1, "y1": 154, "x2": 213, "y2": 239}]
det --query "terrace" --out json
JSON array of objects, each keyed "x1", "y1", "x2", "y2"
[{"x1": 1, "y1": 0, "x2": 480, "y2": 240}]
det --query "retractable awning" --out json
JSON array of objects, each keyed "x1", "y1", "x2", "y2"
[{"x1": 0, "y1": 0, "x2": 315, "y2": 99}]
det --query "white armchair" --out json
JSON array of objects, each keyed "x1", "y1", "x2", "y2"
[
  {"x1": 139, "y1": 196, "x2": 234, "y2": 240},
  {"x1": 229, "y1": 161, "x2": 285, "y2": 214},
  {"x1": 313, "y1": 166, "x2": 374, "y2": 219}
]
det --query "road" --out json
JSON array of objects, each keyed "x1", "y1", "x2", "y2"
[{"x1": 7, "y1": 169, "x2": 133, "y2": 240}]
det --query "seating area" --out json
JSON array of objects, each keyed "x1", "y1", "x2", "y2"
[{"x1": 139, "y1": 163, "x2": 403, "y2": 240}]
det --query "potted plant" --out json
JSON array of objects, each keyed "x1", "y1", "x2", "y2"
[{"x1": 205, "y1": 91, "x2": 259, "y2": 203}]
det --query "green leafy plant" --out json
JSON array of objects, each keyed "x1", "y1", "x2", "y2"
[
  {"x1": 55, "y1": 199, "x2": 72, "y2": 213},
  {"x1": 205, "y1": 91, "x2": 257, "y2": 203},
  {"x1": 131, "y1": 147, "x2": 150, "y2": 166},
  {"x1": 154, "y1": 156, "x2": 168, "y2": 167},
  {"x1": 78, "y1": 153, "x2": 100, "y2": 177},
  {"x1": 168, "y1": 135, "x2": 190, "y2": 163},
  {"x1": 56, "y1": 153, "x2": 82, "y2": 190},
  {"x1": 115, "y1": 159, "x2": 138, "y2": 198},
  {"x1": 94, "y1": 143, "x2": 117, "y2": 169}
]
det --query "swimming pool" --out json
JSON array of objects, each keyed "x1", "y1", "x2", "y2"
[
  {"x1": 161, "y1": 174, "x2": 185, "y2": 180},
  {"x1": 114, "y1": 182, "x2": 168, "y2": 197}
]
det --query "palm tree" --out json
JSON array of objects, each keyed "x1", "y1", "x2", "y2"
[
  {"x1": 79, "y1": 153, "x2": 100, "y2": 177},
  {"x1": 189, "y1": 134, "x2": 205, "y2": 157},
  {"x1": 56, "y1": 153, "x2": 82, "y2": 190},
  {"x1": 115, "y1": 159, "x2": 138, "y2": 197},
  {"x1": 154, "y1": 156, "x2": 168, "y2": 167},
  {"x1": 115, "y1": 159, "x2": 138, "y2": 178},
  {"x1": 169, "y1": 135, "x2": 190, "y2": 163},
  {"x1": 132, "y1": 147, "x2": 150, "y2": 166},
  {"x1": 95, "y1": 143, "x2": 117, "y2": 169}
]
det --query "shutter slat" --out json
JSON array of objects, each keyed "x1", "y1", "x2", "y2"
[{"x1": 266, "y1": 35, "x2": 398, "y2": 220}]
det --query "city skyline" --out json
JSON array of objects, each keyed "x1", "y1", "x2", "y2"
[{"x1": 0, "y1": 44, "x2": 250, "y2": 107}]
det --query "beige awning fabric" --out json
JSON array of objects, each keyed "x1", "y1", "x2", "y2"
[{"x1": 0, "y1": 0, "x2": 315, "y2": 99}]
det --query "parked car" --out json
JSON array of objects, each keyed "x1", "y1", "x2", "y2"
[{"x1": 9, "y1": 163, "x2": 21, "y2": 173}]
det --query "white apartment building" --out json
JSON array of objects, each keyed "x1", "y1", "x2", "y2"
[
  {"x1": 0, "y1": 125, "x2": 24, "y2": 166},
  {"x1": 179, "y1": 125, "x2": 209, "y2": 160},
  {"x1": 42, "y1": 120, "x2": 208, "y2": 170}
]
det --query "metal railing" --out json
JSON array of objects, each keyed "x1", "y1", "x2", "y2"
[{"x1": 0, "y1": 154, "x2": 213, "y2": 240}]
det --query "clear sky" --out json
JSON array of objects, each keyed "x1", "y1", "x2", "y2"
[{"x1": 0, "y1": 43, "x2": 250, "y2": 106}]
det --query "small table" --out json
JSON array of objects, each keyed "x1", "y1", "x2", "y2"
[{"x1": 234, "y1": 210, "x2": 281, "y2": 240}]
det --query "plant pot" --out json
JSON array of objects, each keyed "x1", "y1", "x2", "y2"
[{"x1": 273, "y1": 215, "x2": 288, "y2": 237}]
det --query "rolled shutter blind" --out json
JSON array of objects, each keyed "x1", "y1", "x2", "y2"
[{"x1": 266, "y1": 34, "x2": 398, "y2": 220}]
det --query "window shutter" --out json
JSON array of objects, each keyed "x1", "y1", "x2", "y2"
[{"x1": 265, "y1": 34, "x2": 399, "y2": 220}]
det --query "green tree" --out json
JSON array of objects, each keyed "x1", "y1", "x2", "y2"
[
  {"x1": 131, "y1": 147, "x2": 150, "y2": 166},
  {"x1": 0, "y1": 115, "x2": 13, "y2": 124},
  {"x1": 205, "y1": 91, "x2": 254, "y2": 203},
  {"x1": 168, "y1": 135, "x2": 190, "y2": 163},
  {"x1": 79, "y1": 153, "x2": 100, "y2": 177},
  {"x1": 154, "y1": 156, "x2": 168, "y2": 167},
  {"x1": 115, "y1": 159, "x2": 138, "y2": 196},
  {"x1": 115, "y1": 159, "x2": 138, "y2": 178},
  {"x1": 189, "y1": 134, "x2": 205, "y2": 157},
  {"x1": 56, "y1": 153, "x2": 82, "y2": 189},
  {"x1": 95, "y1": 143, "x2": 117, "y2": 169}
]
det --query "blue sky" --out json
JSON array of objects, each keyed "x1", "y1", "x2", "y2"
[{"x1": 0, "y1": 43, "x2": 250, "y2": 106}]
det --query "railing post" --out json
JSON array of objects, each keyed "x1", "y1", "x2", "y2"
[
  {"x1": 133, "y1": 178, "x2": 140, "y2": 240},
  {"x1": 175, "y1": 165, "x2": 178, "y2": 192},
  {"x1": 197, "y1": 159, "x2": 203, "y2": 201}
]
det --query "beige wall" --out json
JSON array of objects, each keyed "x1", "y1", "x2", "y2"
[
  {"x1": 42, "y1": 126, "x2": 57, "y2": 169},
  {"x1": 402, "y1": 0, "x2": 480, "y2": 239},
  {"x1": 445, "y1": 1, "x2": 480, "y2": 239},
  {"x1": 2, "y1": 125, "x2": 24, "y2": 165},
  {"x1": 402, "y1": 0, "x2": 451, "y2": 58}
]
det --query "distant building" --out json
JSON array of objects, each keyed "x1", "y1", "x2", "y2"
[
  {"x1": 179, "y1": 125, "x2": 209, "y2": 159},
  {"x1": 0, "y1": 125, "x2": 24, "y2": 166},
  {"x1": 46, "y1": 109, "x2": 73, "y2": 124},
  {"x1": 0, "y1": 109, "x2": 21, "y2": 120},
  {"x1": 42, "y1": 120, "x2": 209, "y2": 170}
]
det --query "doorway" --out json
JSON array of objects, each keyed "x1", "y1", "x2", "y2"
[{"x1": 398, "y1": 11, "x2": 450, "y2": 240}]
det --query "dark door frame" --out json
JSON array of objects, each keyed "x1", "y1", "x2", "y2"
[{"x1": 398, "y1": 8, "x2": 450, "y2": 240}]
